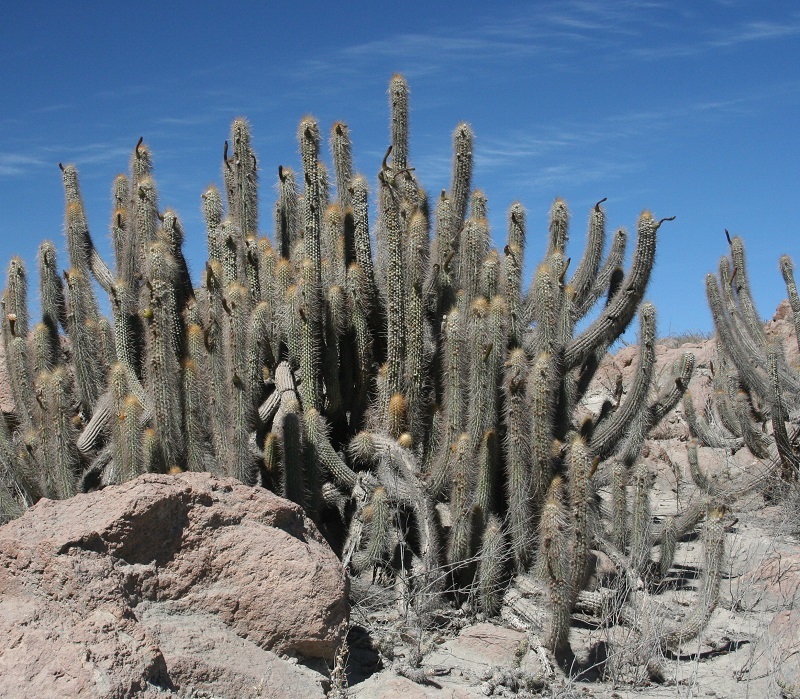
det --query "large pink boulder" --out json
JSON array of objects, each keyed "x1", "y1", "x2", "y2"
[{"x1": 0, "y1": 472, "x2": 348, "y2": 698}]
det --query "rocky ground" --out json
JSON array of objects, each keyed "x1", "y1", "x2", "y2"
[
  {"x1": 342, "y1": 456, "x2": 800, "y2": 698},
  {"x1": 2, "y1": 304, "x2": 800, "y2": 698}
]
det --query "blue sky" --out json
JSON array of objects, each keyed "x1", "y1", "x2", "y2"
[{"x1": 1, "y1": 0, "x2": 799, "y2": 338}]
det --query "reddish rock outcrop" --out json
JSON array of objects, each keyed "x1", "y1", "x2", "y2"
[{"x1": 0, "y1": 472, "x2": 348, "y2": 698}]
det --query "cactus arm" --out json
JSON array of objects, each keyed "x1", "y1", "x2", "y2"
[
  {"x1": 569, "y1": 199, "x2": 607, "y2": 313},
  {"x1": 2, "y1": 280, "x2": 37, "y2": 432},
  {"x1": 64, "y1": 270, "x2": 106, "y2": 415},
  {"x1": 181, "y1": 355, "x2": 211, "y2": 475},
  {"x1": 572, "y1": 227, "x2": 628, "y2": 320},
  {"x1": 330, "y1": 122, "x2": 354, "y2": 211},
  {"x1": 108, "y1": 363, "x2": 144, "y2": 482},
  {"x1": 768, "y1": 343, "x2": 800, "y2": 478},
  {"x1": 40, "y1": 368, "x2": 80, "y2": 499},
  {"x1": 733, "y1": 388, "x2": 772, "y2": 459},
  {"x1": 159, "y1": 210, "x2": 195, "y2": 310},
  {"x1": 565, "y1": 212, "x2": 665, "y2": 370},
  {"x1": 132, "y1": 176, "x2": 160, "y2": 279},
  {"x1": 278, "y1": 403, "x2": 307, "y2": 511},
  {"x1": 728, "y1": 236, "x2": 767, "y2": 346},
  {"x1": 144, "y1": 245, "x2": 186, "y2": 473},
  {"x1": 220, "y1": 219, "x2": 245, "y2": 288},
  {"x1": 228, "y1": 119, "x2": 259, "y2": 239},
  {"x1": 628, "y1": 463, "x2": 652, "y2": 578},
  {"x1": 525, "y1": 253, "x2": 566, "y2": 355},
  {"x1": 457, "y1": 217, "x2": 489, "y2": 311},
  {"x1": 590, "y1": 303, "x2": 656, "y2": 459},
  {"x1": 304, "y1": 407, "x2": 357, "y2": 490},
  {"x1": 610, "y1": 461, "x2": 628, "y2": 551},
  {"x1": 349, "y1": 175, "x2": 378, "y2": 314},
  {"x1": 38, "y1": 242, "x2": 67, "y2": 360},
  {"x1": 502, "y1": 348, "x2": 533, "y2": 570},
  {"x1": 404, "y1": 209, "x2": 430, "y2": 445},
  {"x1": 466, "y1": 298, "x2": 497, "y2": 451},
  {"x1": 529, "y1": 352, "x2": 556, "y2": 513},
  {"x1": 431, "y1": 193, "x2": 456, "y2": 318},
  {"x1": 297, "y1": 259, "x2": 324, "y2": 411},
  {"x1": 711, "y1": 352, "x2": 742, "y2": 437},
  {"x1": 448, "y1": 123, "x2": 474, "y2": 236},
  {"x1": 3, "y1": 257, "x2": 29, "y2": 343},
  {"x1": 224, "y1": 283, "x2": 257, "y2": 484},
  {"x1": 246, "y1": 301, "x2": 274, "y2": 413},
  {"x1": 501, "y1": 203, "x2": 526, "y2": 348},
  {"x1": 379, "y1": 173, "x2": 407, "y2": 399},
  {"x1": 76, "y1": 391, "x2": 113, "y2": 456},
  {"x1": 780, "y1": 255, "x2": 800, "y2": 353},
  {"x1": 539, "y1": 476, "x2": 572, "y2": 656},
  {"x1": 474, "y1": 429, "x2": 499, "y2": 526},
  {"x1": 389, "y1": 74, "x2": 410, "y2": 173},
  {"x1": 203, "y1": 185, "x2": 224, "y2": 265},
  {"x1": 616, "y1": 352, "x2": 695, "y2": 466},
  {"x1": 475, "y1": 515, "x2": 506, "y2": 616},
  {"x1": 203, "y1": 262, "x2": 233, "y2": 466},
  {"x1": 323, "y1": 205, "x2": 347, "y2": 290},
  {"x1": 547, "y1": 198, "x2": 569, "y2": 257},
  {"x1": 658, "y1": 508, "x2": 725, "y2": 650},
  {"x1": 60, "y1": 164, "x2": 115, "y2": 294},
  {"x1": 446, "y1": 432, "x2": 474, "y2": 569},
  {"x1": 439, "y1": 306, "x2": 465, "y2": 450},
  {"x1": 299, "y1": 117, "x2": 323, "y2": 278},
  {"x1": 350, "y1": 486, "x2": 392, "y2": 574},
  {"x1": 344, "y1": 263, "x2": 373, "y2": 423},
  {"x1": 682, "y1": 390, "x2": 742, "y2": 449},
  {"x1": 567, "y1": 432, "x2": 595, "y2": 596},
  {"x1": 275, "y1": 166, "x2": 299, "y2": 260}
]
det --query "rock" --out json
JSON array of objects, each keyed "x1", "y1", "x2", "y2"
[
  {"x1": 581, "y1": 335, "x2": 718, "y2": 443},
  {"x1": 430, "y1": 622, "x2": 527, "y2": 672},
  {"x1": 765, "y1": 609, "x2": 800, "y2": 691},
  {"x1": 772, "y1": 298, "x2": 794, "y2": 323},
  {"x1": 349, "y1": 674, "x2": 476, "y2": 699},
  {"x1": 349, "y1": 675, "x2": 434, "y2": 699},
  {"x1": 349, "y1": 623, "x2": 531, "y2": 698},
  {"x1": 140, "y1": 607, "x2": 329, "y2": 698},
  {"x1": 767, "y1": 299, "x2": 800, "y2": 368},
  {"x1": 734, "y1": 546, "x2": 800, "y2": 613},
  {"x1": 0, "y1": 472, "x2": 347, "y2": 698}
]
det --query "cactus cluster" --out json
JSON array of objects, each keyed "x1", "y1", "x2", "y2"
[
  {"x1": 690, "y1": 233, "x2": 800, "y2": 483},
  {"x1": 0, "y1": 75, "x2": 726, "y2": 665}
]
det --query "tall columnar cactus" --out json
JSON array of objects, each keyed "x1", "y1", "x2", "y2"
[
  {"x1": 698, "y1": 233, "x2": 800, "y2": 482},
  {"x1": 0, "y1": 75, "x2": 713, "y2": 668}
]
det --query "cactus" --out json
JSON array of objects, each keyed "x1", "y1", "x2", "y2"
[
  {"x1": 0, "y1": 75, "x2": 712, "y2": 668},
  {"x1": 705, "y1": 233, "x2": 800, "y2": 481}
]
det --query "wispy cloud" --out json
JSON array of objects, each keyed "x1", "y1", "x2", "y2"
[
  {"x1": 0, "y1": 142, "x2": 134, "y2": 179},
  {"x1": 31, "y1": 103, "x2": 74, "y2": 115},
  {"x1": 709, "y1": 19, "x2": 800, "y2": 47},
  {"x1": 0, "y1": 153, "x2": 48, "y2": 177},
  {"x1": 469, "y1": 79, "x2": 800, "y2": 193},
  {"x1": 282, "y1": 5, "x2": 592, "y2": 84},
  {"x1": 630, "y1": 14, "x2": 800, "y2": 59},
  {"x1": 284, "y1": 2, "x2": 800, "y2": 85},
  {"x1": 95, "y1": 84, "x2": 155, "y2": 100}
]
